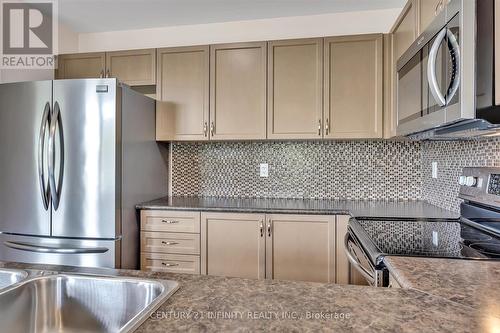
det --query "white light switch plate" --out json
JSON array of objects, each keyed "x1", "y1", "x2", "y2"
[
  {"x1": 260, "y1": 163, "x2": 269, "y2": 178},
  {"x1": 431, "y1": 162, "x2": 438, "y2": 179}
]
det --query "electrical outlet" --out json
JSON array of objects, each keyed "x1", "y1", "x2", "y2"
[
  {"x1": 432, "y1": 231, "x2": 439, "y2": 247},
  {"x1": 432, "y1": 162, "x2": 438, "y2": 179},
  {"x1": 260, "y1": 163, "x2": 269, "y2": 178}
]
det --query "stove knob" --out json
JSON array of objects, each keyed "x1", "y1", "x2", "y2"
[
  {"x1": 458, "y1": 176, "x2": 467, "y2": 186},
  {"x1": 465, "y1": 176, "x2": 477, "y2": 187}
]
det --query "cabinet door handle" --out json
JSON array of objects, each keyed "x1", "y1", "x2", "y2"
[
  {"x1": 161, "y1": 241, "x2": 179, "y2": 245},
  {"x1": 325, "y1": 118, "x2": 330, "y2": 135},
  {"x1": 318, "y1": 119, "x2": 322, "y2": 136},
  {"x1": 210, "y1": 121, "x2": 215, "y2": 137},
  {"x1": 267, "y1": 221, "x2": 272, "y2": 237},
  {"x1": 161, "y1": 219, "x2": 179, "y2": 224},
  {"x1": 203, "y1": 122, "x2": 208, "y2": 137},
  {"x1": 161, "y1": 262, "x2": 179, "y2": 267},
  {"x1": 260, "y1": 220, "x2": 264, "y2": 237}
]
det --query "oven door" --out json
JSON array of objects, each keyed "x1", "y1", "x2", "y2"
[{"x1": 344, "y1": 230, "x2": 385, "y2": 287}]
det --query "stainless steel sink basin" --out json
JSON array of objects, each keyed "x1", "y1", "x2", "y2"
[
  {"x1": 0, "y1": 273, "x2": 179, "y2": 333},
  {"x1": 0, "y1": 268, "x2": 28, "y2": 290}
]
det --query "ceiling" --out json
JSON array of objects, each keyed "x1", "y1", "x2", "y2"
[{"x1": 59, "y1": 0, "x2": 406, "y2": 33}]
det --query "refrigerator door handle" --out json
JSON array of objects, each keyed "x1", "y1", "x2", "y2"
[
  {"x1": 48, "y1": 101, "x2": 64, "y2": 210},
  {"x1": 4, "y1": 241, "x2": 109, "y2": 254},
  {"x1": 38, "y1": 102, "x2": 51, "y2": 210}
]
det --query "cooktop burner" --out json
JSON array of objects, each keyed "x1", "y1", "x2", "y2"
[{"x1": 354, "y1": 219, "x2": 500, "y2": 260}]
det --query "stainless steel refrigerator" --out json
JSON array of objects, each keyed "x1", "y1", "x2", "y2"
[{"x1": 0, "y1": 79, "x2": 167, "y2": 269}]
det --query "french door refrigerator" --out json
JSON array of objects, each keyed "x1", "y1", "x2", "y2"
[{"x1": 0, "y1": 79, "x2": 167, "y2": 269}]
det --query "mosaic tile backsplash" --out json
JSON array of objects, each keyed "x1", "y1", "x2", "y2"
[
  {"x1": 171, "y1": 141, "x2": 422, "y2": 200},
  {"x1": 421, "y1": 138, "x2": 500, "y2": 212}
]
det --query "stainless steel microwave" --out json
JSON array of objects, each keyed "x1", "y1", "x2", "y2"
[{"x1": 396, "y1": 0, "x2": 500, "y2": 139}]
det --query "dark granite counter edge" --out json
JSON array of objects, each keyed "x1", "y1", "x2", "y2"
[
  {"x1": 135, "y1": 197, "x2": 460, "y2": 220},
  {"x1": 136, "y1": 205, "x2": 353, "y2": 216}
]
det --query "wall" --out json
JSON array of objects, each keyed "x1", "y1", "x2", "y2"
[
  {"x1": 0, "y1": 22, "x2": 78, "y2": 83},
  {"x1": 171, "y1": 138, "x2": 500, "y2": 209},
  {"x1": 171, "y1": 140, "x2": 422, "y2": 200},
  {"x1": 77, "y1": 9, "x2": 400, "y2": 52},
  {"x1": 421, "y1": 138, "x2": 500, "y2": 212}
]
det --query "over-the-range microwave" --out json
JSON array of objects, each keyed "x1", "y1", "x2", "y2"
[{"x1": 396, "y1": 0, "x2": 500, "y2": 139}]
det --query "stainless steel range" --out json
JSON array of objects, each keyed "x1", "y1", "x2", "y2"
[{"x1": 345, "y1": 167, "x2": 500, "y2": 287}]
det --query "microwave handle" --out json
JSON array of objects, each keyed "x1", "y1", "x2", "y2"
[
  {"x1": 427, "y1": 28, "x2": 447, "y2": 107},
  {"x1": 445, "y1": 28, "x2": 460, "y2": 103}
]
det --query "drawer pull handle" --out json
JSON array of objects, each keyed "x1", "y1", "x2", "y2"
[
  {"x1": 161, "y1": 220, "x2": 179, "y2": 224},
  {"x1": 161, "y1": 262, "x2": 179, "y2": 267},
  {"x1": 161, "y1": 241, "x2": 179, "y2": 246}
]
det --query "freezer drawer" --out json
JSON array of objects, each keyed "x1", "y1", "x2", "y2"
[{"x1": 0, "y1": 234, "x2": 120, "y2": 269}]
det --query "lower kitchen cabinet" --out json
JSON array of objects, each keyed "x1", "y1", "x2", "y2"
[
  {"x1": 140, "y1": 210, "x2": 201, "y2": 274},
  {"x1": 201, "y1": 212, "x2": 266, "y2": 279},
  {"x1": 141, "y1": 209, "x2": 367, "y2": 284},
  {"x1": 265, "y1": 214, "x2": 335, "y2": 283},
  {"x1": 141, "y1": 252, "x2": 201, "y2": 274},
  {"x1": 335, "y1": 215, "x2": 369, "y2": 285}
]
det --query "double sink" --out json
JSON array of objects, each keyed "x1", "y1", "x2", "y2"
[{"x1": 0, "y1": 268, "x2": 179, "y2": 333}]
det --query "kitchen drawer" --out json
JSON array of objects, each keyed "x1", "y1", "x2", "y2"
[
  {"x1": 141, "y1": 232, "x2": 200, "y2": 255},
  {"x1": 141, "y1": 253, "x2": 200, "y2": 274},
  {"x1": 140, "y1": 210, "x2": 200, "y2": 233}
]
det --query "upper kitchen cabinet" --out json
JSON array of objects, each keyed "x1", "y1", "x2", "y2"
[
  {"x1": 156, "y1": 46, "x2": 209, "y2": 141},
  {"x1": 55, "y1": 52, "x2": 106, "y2": 79},
  {"x1": 210, "y1": 42, "x2": 267, "y2": 140},
  {"x1": 392, "y1": 0, "x2": 418, "y2": 61},
  {"x1": 106, "y1": 49, "x2": 156, "y2": 86},
  {"x1": 56, "y1": 49, "x2": 156, "y2": 86},
  {"x1": 267, "y1": 38, "x2": 323, "y2": 139},
  {"x1": 324, "y1": 34, "x2": 383, "y2": 139},
  {"x1": 383, "y1": 34, "x2": 397, "y2": 139},
  {"x1": 384, "y1": 0, "x2": 418, "y2": 139},
  {"x1": 419, "y1": 0, "x2": 445, "y2": 34}
]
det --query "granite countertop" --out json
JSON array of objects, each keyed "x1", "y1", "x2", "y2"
[
  {"x1": 384, "y1": 256, "x2": 500, "y2": 321},
  {"x1": 0, "y1": 261, "x2": 491, "y2": 332},
  {"x1": 137, "y1": 196, "x2": 459, "y2": 220}
]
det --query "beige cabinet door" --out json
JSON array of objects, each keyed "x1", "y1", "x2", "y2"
[
  {"x1": 496, "y1": 0, "x2": 500, "y2": 105},
  {"x1": 210, "y1": 42, "x2": 267, "y2": 140},
  {"x1": 335, "y1": 215, "x2": 369, "y2": 286},
  {"x1": 386, "y1": 0, "x2": 418, "y2": 139},
  {"x1": 267, "y1": 38, "x2": 323, "y2": 139},
  {"x1": 106, "y1": 49, "x2": 156, "y2": 85},
  {"x1": 266, "y1": 214, "x2": 335, "y2": 283},
  {"x1": 383, "y1": 34, "x2": 397, "y2": 139},
  {"x1": 392, "y1": 0, "x2": 418, "y2": 61},
  {"x1": 419, "y1": 0, "x2": 445, "y2": 35},
  {"x1": 335, "y1": 215, "x2": 350, "y2": 284},
  {"x1": 202, "y1": 212, "x2": 266, "y2": 279},
  {"x1": 56, "y1": 52, "x2": 106, "y2": 79},
  {"x1": 324, "y1": 34, "x2": 383, "y2": 139},
  {"x1": 156, "y1": 46, "x2": 209, "y2": 141}
]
